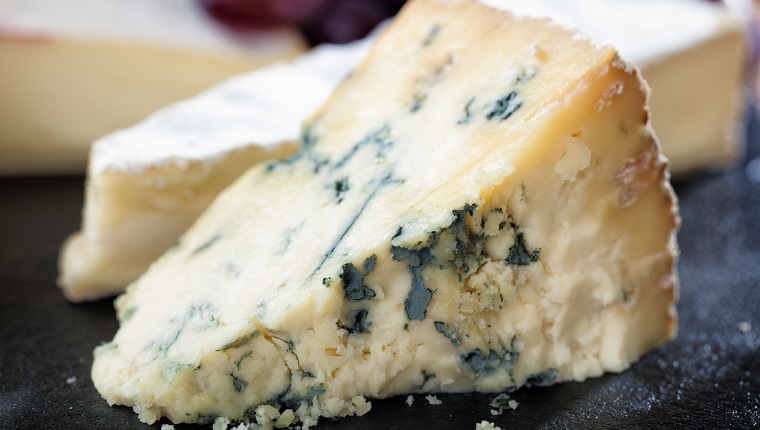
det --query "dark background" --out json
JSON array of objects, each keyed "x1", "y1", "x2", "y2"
[{"x1": 2, "y1": 104, "x2": 759, "y2": 429}]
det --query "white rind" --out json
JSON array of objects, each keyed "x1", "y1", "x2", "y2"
[{"x1": 91, "y1": 38, "x2": 373, "y2": 176}]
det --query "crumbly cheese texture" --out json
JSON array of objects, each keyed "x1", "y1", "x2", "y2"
[
  {"x1": 57, "y1": 41, "x2": 369, "y2": 302},
  {"x1": 92, "y1": 0, "x2": 679, "y2": 426},
  {"x1": 0, "y1": 0, "x2": 305, "y2": 175}
]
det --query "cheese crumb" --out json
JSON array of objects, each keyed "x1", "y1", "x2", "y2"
[
  {"x1": 739, "y1": 322, "x2": 752, "y2": 333},
  {"x1": 275, "y1": 409, "x2": 295, "y2": 428},
  {"x1": 160, "y1": 425, "x2": 175, "y2": 430},
  {"x1": 66, "y1": 376, "x2": 77, "y2": 384},
  {"x1": 488, "y1": 392, "x2": 519, "y2": 415},
  {"x1": 256, "y1": 404, "x2": 281, "y2": 425},
  {"x1": 426, "y1": 395, "x2": 443, "y2": 405},
  {"x1": 406, "y1": 395, "x2": 414, "y2": 406},
  {"x1": 213, "y1": 417, "x2": 230, "y2": 430},
  {"x1": 352, "y1": 396, "x2": 372, "y2": 416},
  {"x1": 475, "y1": 420, "x2": 503, "y2": 430}
]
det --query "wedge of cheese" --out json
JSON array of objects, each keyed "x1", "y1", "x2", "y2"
[
  {"x1": 92, "y1": 0, "x2": 679, "y2": 426},
  {"x1": 57, "y1": 40, "x2": 371, "y2": 302},
  {"x1": 0, "y1": 0, "x2": 305, "y2": 175}
]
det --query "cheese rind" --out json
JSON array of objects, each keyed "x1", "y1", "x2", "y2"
[
  {"x1": 92, "y1": 0, "x2": 678, "y2": 425},
  {"x1": 0, "y1": 0, "x2": 305, "y2": 174},
  {"x1": 58, "y1": 41, "x2": 370, "y2": 302}
]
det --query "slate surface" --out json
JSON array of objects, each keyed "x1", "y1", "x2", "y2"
[{"x1": 1, "y1": 114, "x2": 759, "y2": 429}]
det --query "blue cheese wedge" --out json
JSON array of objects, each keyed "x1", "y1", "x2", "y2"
[
  {"x1": 92, "y1": 0, "x2": 679, "y2": 426},
  {"x1": 58, "y1": 40, "x2": 370, "y2": 302},
  {"x1": 0, "y1": 0, "x2": 305, "y2": 175}
]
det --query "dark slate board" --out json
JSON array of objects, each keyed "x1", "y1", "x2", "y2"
[{"x1": 1, "y1": 109, "x2": 759, "y2": 430}]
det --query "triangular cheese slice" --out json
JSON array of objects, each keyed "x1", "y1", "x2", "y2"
[{"x1": 93, "y1": 0, "x2": 679, "y2": 426}]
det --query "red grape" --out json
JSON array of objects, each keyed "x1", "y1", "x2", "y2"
[{"x1": 201, "y1": 0, "x2": 334, "y2": 29}]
